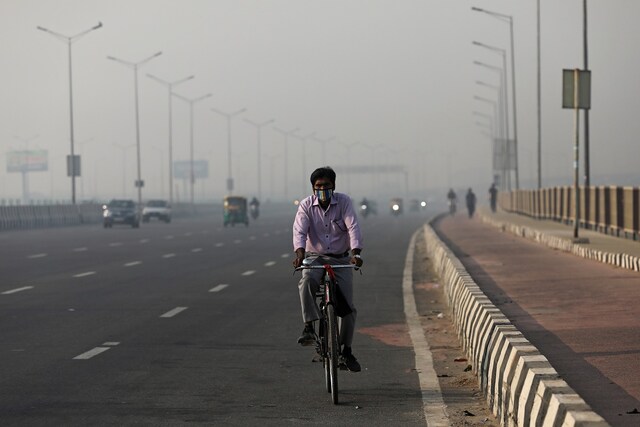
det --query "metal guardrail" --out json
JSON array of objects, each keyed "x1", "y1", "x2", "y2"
[{"x1": 499, "y1": 186, "x2": 640, "y2": 240}]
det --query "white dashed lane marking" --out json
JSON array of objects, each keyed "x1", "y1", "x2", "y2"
[
  {"x1": 2, "y1": 286, "x2": 34, "y2": 295},
  {"x1": 73, "y1": 342, "x2": 120, "y2": 360},
  {"x1": 165, "y1": 235, "x2": 175, "y2": 240},
  {"x1": 27, "y1": 253, "x2": 47, "y2": 259},
  {"x1": 73, "y1": 271, "x2": 96, "y2": 278},
  {"x1": 162, "y1": 253, "x2": 176, "y2": 259},
  {"x1": 108, "y1": 242, "x2": 122, "y2": 247},
  {"x1": 209, "y1": 284, "x2": 228, "y2": 292},
  {"x1": 124, "y1": 261, "x2": 142, "y2": 267},
  {"x1": 281, "y1": 253, "x2": 289, "y2": 258},
  {"x1": 241, "y1": 270, "x2": 256, "y2": 276},
  {"x1": 73, "y1": 247, "x2": 88, "y2": 252},
  {"x1": 215, "y1": 243, "x2": 224, "y2": 247},
  {"x1": 234, "y1": 240, "x2": 242, "y2": 244},
  {"x1": 139, "y1": 239, "x2": 149, "y2": 244},
  {"x1": 249, "y1": 236, "x2": 256, "y2": 240},
  {"x1": 160, "y1": 307, "x2": 188, "y2": 318},
  {"x1": 264, "y1": 261, "x2": 276, "y2": 267},
  {"x1": 184, "y1": 232, "x2": 193, "y2": 237},
  {"x1": 191, "y1": 248, "x2": 203, "y2": 253}
]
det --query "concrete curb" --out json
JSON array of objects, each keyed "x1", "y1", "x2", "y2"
[
  {"x1": 423, "y1": 216, "x2": 609, "y2": 427},
  {"x1": 479, "y1": 212, "x2": 640, "y2": 273}
]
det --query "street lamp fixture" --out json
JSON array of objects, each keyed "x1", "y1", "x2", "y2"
[
  {"x1": 211, "y1": 107, "x2": 247, "y2": 195},
  {"x1": 147, "y1": 73, "x2": 195, "y2": 204},
  {"x1": 37, "y1": 22, "x2": 103, "y2": 204},
  {"x1": 107, "y1": 51, "x2": 163, "y2": 211}
]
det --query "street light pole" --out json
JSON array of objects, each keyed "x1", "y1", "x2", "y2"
[
  {"x1": 244, "y1": 118, "x2": 275, "y2": 201},
  {"x1": 312, "y1": 135, "x2": 336, "y2": 166},
  {"x1": 147, "y1": 73, "x2": 195, "y2": 204},
  {"x1": 211, "y1": 107, "x2": 247, "y2": 195},
  {"x1": 293, "y1": 131, "x2": 315, "y2": 197},
  {"x1": 173, "y1": 92, "x2": 212, "y2": 206},
  {"x1": 112, "y1": 143, "x2": 135, "y2": 198},
  {"x1": 472, "y1": 8, "x2": 519, "y2": 189},
  {"x1": 107, "y1": 51, "x2": 162, "y2": 210},
  {"x1": 37, "y1": 22, "x2": 102, "y2": 204},
  {"x1": 474, "y1": 60, "x2": 510, "y2": 189},
  {"x1": 273, "y1": 127, "x2": 298, "y2": 201}
]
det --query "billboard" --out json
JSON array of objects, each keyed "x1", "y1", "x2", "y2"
[
  {"x1": 173, "y1": 160, "x2": 209, "y2": 179},
  {"x1": 7, "y1": 150, "x2": 49, "y2": 173}
]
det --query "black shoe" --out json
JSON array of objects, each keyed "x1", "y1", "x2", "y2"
[
  {"x1": 339, "y1": 347, "x2": 361, "y2": 372},
  {"x1": 297, "y1": 323, "x2": 315, "y2": 346}
]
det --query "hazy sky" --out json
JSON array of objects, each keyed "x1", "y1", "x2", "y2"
[{"x1": 1, "y1": 0, "x2": 639, "y2": 203}]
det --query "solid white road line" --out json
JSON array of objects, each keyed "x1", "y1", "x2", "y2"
[
  {"x1": 403, "y1": 228, "x2": 449, "y2": 426},
  {"x1": 124, "y1": 261, "x2": 142, "y2": 267},
  {"x1": 73, "y1": 342, "x2": 120, "y2": 360},
  {"x1": 191, "y1": 248, "x2": 203, "y2": 253},
  {"x1": 162, "y1": 253, "x2": 176, "y2": 259},
  {"x1": 73, "y1": 247, "x2": 88, "y2": 252},
  {"x1": 209, "y1": 284, "x2": 228, "y2": 292},
  {"x1": 2, "y1": 286, "x2": 34, "y2": 295},
  {"x1": 264, "y1": 261, "x2": 276, "y2": 267},
  {"x1": 241, "y1": 270, "x2": 256, "y2": 276},
  {"x1": 27, "y1": 253, "x2": 47, "y2": 259},
  {"x1": 73, "y1": 271, "x2": 96, "y2": 278},
  {"x1": 160, "y1": 307, "x2": 188, "y2": 318}
]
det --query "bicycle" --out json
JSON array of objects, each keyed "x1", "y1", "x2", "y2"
[{"x1": 295, "y1": 256, "x2": 359, "y2": 405}]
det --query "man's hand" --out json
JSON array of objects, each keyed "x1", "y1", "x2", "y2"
[
  {"x1": 350, "y1": 250, "x2": 363, "y2": 268},
  {"x1": 293, "y1": 248, "x2": 305, "y2": 268}
]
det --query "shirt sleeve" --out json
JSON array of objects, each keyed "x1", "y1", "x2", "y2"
[
  {"x1": 292, "y1": 200, "x2": 310, "y2": 251},
  {"x1": 342, "y1": 196, "x2": 363, "y2": 250}
]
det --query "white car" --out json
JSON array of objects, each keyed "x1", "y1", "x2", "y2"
[{"x1": 142, "y1": 200, "x2": 171, "y2": 223}]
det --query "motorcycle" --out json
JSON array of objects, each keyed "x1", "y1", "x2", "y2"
[{"x1": 249, "y1": 203, "x2": 259, "y2": 220}]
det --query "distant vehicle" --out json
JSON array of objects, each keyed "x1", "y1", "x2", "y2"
[
  {"x1": 142, "y1": 199, "x2": 171, "y2": 223},
  {"x1": 390, "y1": 198, "x2": 403, "y2": 216},
  {"x1": 359, "y1": 198, "x2": 377, "y2": 218},
  {"x1": 223, "y1": 196, "x2": 249, "y2": 227},
  {"x1": 103, "y1": 199, "x2": 140, "y2": 228}
]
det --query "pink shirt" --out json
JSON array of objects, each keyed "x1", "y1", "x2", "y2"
[{"x1": 293, "y1": 192, "x2": 363, "y2": 254}]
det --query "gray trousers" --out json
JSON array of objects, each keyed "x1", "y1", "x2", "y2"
[{"x1": 298, "y1": 256, "x2": 357, "y2": 348}]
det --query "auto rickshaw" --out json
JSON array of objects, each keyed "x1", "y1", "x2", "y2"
[{"x1": 223, "y1": 196, "x2": 249, "y2": 227}]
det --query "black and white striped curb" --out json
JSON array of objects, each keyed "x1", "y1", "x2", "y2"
[
  {"x1": 480, "y1": 213, "x2": 640, "y2": 273},
  {"x1": 423, "y1": 218, "x2": 608, "y2": 427}
]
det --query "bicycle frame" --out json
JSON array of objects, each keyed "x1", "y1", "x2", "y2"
[{"x1": 295, "y1": 257, "x2": 358, "y2": 404}]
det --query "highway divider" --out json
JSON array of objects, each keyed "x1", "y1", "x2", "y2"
[{"x1": 423, "y1": 215, "x2": 608, "y2": 427}]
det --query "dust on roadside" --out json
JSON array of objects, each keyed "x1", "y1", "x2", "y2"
[{"x1": 412, "y1": 228, "x2": 499, "y2": 427}]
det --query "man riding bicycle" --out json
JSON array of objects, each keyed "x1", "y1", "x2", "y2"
[{"x1": 292, "y1": 166, "x2": 364, "y2": 372}]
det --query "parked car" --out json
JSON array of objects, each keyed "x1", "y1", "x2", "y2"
[
  {"x1": 103, "y1": 199, "x2": 140, "y2": 228},
  {"x1": 142, "y1": 199, "x2": 171, "y2": 223}
]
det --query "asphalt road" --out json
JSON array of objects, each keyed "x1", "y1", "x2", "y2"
[{"x1": 0, "y1": 204, "x2": 435, "y2": 426}]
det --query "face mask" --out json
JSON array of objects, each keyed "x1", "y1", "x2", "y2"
[{"x1": 315, "y1": 188, "x2": 333, "y2": 202}]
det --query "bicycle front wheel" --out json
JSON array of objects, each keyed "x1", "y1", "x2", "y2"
[{"x1": 327, "y1": 303, "x2": 339, "y2": 404}]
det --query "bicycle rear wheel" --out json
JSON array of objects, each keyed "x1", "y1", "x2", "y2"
[{"x1": 327, "y1": 303, "x2": 339, "y2": 404}]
